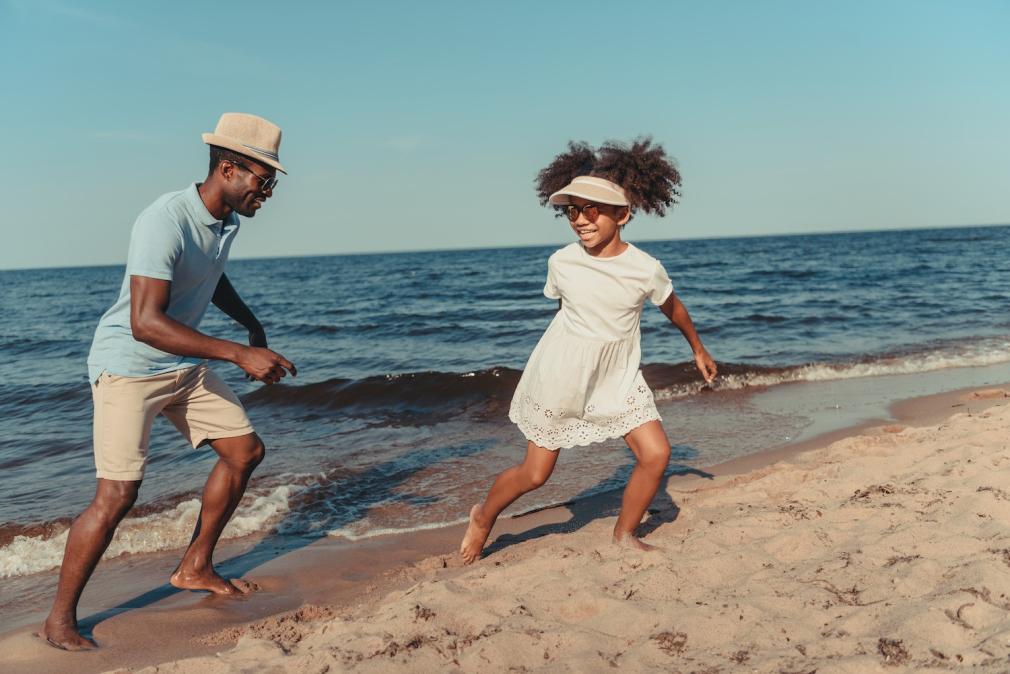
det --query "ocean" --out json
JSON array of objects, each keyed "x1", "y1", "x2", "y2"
[{"x1": 3, "y1": 224, "x2": 1010, "y2": 583}]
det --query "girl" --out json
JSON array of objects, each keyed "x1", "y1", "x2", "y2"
[{"x1": 460, "y1": 138, "x2": 717, "y2": 563}]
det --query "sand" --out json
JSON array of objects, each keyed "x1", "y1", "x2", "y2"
[
  {"x1": 6, "y1": 386, "x2": 1010, "y2": 673},
  {"x1": 125, "y1": 390, "x2": 1010, "y2": 671}
]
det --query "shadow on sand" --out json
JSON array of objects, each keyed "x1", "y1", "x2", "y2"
[{"x1": 482, "y1": 444, "x2": 713, "y2": 559}]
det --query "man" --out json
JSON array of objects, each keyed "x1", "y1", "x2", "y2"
[{"x1": 41, "y1": 113, "x2": 296, "y2": 650}]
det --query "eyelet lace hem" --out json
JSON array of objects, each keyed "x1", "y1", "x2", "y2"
[{"x1": 508, "y1": 383, "x2": 661, "y2": 450}]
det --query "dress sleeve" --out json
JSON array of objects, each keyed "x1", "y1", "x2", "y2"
[
  {"x1": 649, "y1": 260, "x2": 674, "y2": 305},
  {"x1": 543, "y1": 255, "x2": 561, "y2": 300},
  {"x1": 125, "y1": 211, "x2": 183, "y2": 281}
]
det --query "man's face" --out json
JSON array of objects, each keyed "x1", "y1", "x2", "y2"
[{"x1": 222, "y1": 157, "x2": 277, "y2": 217}]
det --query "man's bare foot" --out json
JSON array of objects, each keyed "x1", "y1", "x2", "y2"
[
  {"x1": 40, "y1": 616, "x2": 97, "y2": 651},
  {"x1": 459, "y1": 504, "x2": 492, "y2": 564},
  {"x1": 169, "y1": 567, "x2": 258, "y2": 595},
  {"x1": 612, "y1": 530, "x2": 662, "y2": 552}
]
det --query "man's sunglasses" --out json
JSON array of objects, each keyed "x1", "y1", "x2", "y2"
[{"x1": 228, "y1": 159, "x2": 279, "y2": 192}]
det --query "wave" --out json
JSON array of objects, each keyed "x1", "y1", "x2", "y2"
[
  {"x1": 650, "y1": 336, "x2": 1010, "y2": 399},
  {"x1": 242, "y1": 335, "x2": 1010, "y2": 416},
  {"x1": 0, "y1": 485, "x2": 296, "y2": 579},
  {"x1": 0, "y1": 337, "x2": 86, "y2": 359},
  {"x1": 10, "y1": 336, "x2": 1010, "y2": 428},
  {"x1": 243, "y1": 367, "x2": 521, "y2": 425},
  {"x1": 0, "y1": 382, "x2": 90, "y2": 410}
]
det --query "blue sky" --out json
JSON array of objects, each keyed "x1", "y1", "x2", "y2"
[{"x1": 1, "y1": 0, "x2": 1007, "y2": 270}]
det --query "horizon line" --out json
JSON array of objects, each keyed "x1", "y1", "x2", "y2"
[{"x1": 3, "y1": 221, "x2": 1008, "y2": 273}]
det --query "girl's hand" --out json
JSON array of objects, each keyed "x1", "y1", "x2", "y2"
[
  {"x1": 248, "y1": 328, "x2": 267, "y2": 349},
  {"x1": 694, "y1": 349, "x2": 717, "y2": 383}
]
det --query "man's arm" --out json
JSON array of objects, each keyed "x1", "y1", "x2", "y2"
[
  {"x1": 213, "y1": 274, "x2": 266, "y2": 347},
  {"x1": 659, "y1": 291, "x2": 717, "y2": 383},
  {"x1": 130, "y1": 275, "x2": 295, "y2": 384}
]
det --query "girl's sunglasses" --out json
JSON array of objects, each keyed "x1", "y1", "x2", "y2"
[{"x1": 563, "y1": 203, "x2": 601, "y2": 222}]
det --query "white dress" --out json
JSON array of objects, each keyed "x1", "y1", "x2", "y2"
[{"x1": 509, "y1": 242, "x2": 674, "y2": 450}]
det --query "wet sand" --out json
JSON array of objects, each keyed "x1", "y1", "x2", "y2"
[{"x1": 2, "y1": 379, "x2": 1009, "y2": 673}]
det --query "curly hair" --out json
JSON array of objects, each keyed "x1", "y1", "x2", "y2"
[
  {"x1": 534, "y1": 136, "x2": 681, "y2": 218},
  {"x1": 534, "y1": 141, "x2": 596, "y2": 207}
]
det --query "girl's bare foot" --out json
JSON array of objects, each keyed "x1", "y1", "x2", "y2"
[
  {"x1": 169, "y1": 567, "x2": 258, "y2": 595},
  {"x1": 39, "y1": 616, "x2": 97, "y2": 651},
  {"x1": 612, "y1": 530, "x2": 662, "y2": 552},
  {"x1": 460, "y1": 504, "x2": 492, "y2": 564}
]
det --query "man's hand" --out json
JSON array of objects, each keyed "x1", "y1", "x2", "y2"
[
  {"x1": 694, "y1": 349, "x2": 718, "y2": 384},
  {"x1": 236, "y1": 346, "x2": 297, "y2": 385},
  {"x1": 245, "y1": 328, "x2": 269, "y2": 381}
]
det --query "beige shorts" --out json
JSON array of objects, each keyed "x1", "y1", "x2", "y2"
[{"x1": 92, "y1": 364, "x2": 255, "y2": 481}]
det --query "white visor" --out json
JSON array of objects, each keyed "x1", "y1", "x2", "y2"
[{"x1": 548, "y1": 176, "x2": 629, "y2": 207}]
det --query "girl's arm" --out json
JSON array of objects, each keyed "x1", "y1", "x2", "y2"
[
  {"x1": 659, "y1": 292, "x2": 717, "y2": 383},
  {"x1": 212, "y1": 273, "x2": 266, "y2": 344}
]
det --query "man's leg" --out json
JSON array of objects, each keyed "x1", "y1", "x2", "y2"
[
  {"x1": 42, "y1": 478, "x2": 141, "y2": 650},
  {"x1": 614, "y1": 419, "x2": 671, "y2": 551},
  {"x1": 169, "y1": 432, "x2": 264, "y2": 594}
]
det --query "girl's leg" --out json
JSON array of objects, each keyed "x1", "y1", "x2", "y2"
[
  {"x1": 615, "y1": 419, "x2": 671, "y2": 551},
  {"x1": 460, "y1": 441, "x2": 559, "y2": 564}
]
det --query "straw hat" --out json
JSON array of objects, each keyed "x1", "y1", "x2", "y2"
[
  {"x1": 548, "y1": 176, "x2": 628, "y2": 206},
  {"x1": 202, "y1": 112, "x2": 287, "y2": 174}
]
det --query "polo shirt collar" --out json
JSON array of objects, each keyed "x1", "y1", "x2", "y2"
[{"x1": 187, "y1": 182, "x2": 230, "y2": 228}]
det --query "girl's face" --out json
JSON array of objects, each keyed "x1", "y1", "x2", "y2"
[{"x1": 565, "y1": 196, "x2": 630, "y2": 251}]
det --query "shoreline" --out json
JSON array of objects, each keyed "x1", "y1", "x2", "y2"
[{"x1": 2, "y1": 377, "x2": 1009, "y2": 673}]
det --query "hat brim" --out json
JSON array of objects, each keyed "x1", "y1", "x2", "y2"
[
  {"x1": 202, "y1": 133, "x2": 287, "y2": 174},
  {"x1": 548, "y1": 186, "x2": 627, "y2": 207}
]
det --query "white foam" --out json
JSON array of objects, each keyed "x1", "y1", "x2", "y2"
[
  {"x1": 328, "y1": 516, "x2": 469, "y2": 541},
  {"x1": 327, "y1": 495, "x2": 585, "y2": 542},
  {"x1": 655, "y1": 338, "x2": 1010, "y2": 400},
  {"x1": 0, "y1": 485, "x2": 295, "y2": 579}
]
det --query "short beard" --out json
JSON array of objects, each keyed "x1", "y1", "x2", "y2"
[{"x1": 229, "y1": 193, "x2": 259, "y2": 218}]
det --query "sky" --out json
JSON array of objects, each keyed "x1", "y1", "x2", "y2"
[{"x1": 1, "y1": 0, "x2": 1008, "y2": 270}]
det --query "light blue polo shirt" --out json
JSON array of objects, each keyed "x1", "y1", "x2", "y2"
[{"x1": 87, "y1": 183, "x2": 241, "y2": 382}]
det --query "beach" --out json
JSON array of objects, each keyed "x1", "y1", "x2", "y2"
[
  {"x1": 4, "y1": 0, "x2": 1007, "y2": 669},
  {"x1": 2, "y1": 382, "x2": 1009, "y2": 673}
]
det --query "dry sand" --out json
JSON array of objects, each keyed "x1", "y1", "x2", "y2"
[
  {"x1": 125, "y1": 389, "x2": 1010, "y2": 671},
  {"x1": 7, "y1": 387, "x2": 1010, "y2": 673}
]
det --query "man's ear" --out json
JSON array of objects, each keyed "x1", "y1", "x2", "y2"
[
  {"x1": 218, "y1": 160, "x2": 236, "y2": 181},
  {"x1": 617, "y1": 206, "x2": 632, "y2": 226}
]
